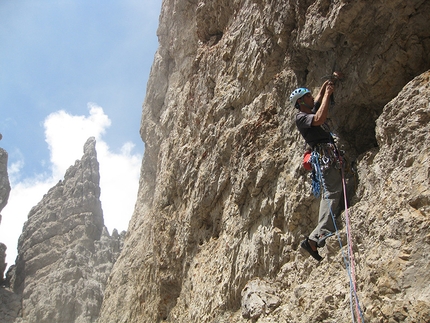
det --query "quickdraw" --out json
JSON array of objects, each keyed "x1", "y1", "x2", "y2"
[{"x1": 309, "y1": 143, "x2": 340, "y2": 197}]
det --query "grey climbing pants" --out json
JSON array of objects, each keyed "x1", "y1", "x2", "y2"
[{"x1": 309, "y1": 164, "x2": 342, "y2": 246}]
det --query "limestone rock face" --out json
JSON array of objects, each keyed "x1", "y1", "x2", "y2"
[
  {"x1": 354, "y1": 72, "x2": 430, "y2": 321},
  {"x1": 0, "y1": 147, "x2": 11, "y2": 282},
  {"x1": 97, "y1": 1, "x2": 430, "y2": 322},
  {"x1": 0, "y1": 146, "x2": 15, "y2": 322},
  {"x1": 3, "y1": 138, "x2": 124, "y2": 323},
  {"x1": 0, "y1": 148, "x2": 10, "y2": 217}
]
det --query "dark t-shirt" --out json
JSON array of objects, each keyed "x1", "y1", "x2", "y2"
[{"x1": 295, "y1": 102, "x2": 333, "y2": 147}]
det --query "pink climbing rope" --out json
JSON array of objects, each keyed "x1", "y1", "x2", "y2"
[{"x1": 340, "y1": 161, "x2": 363, "y2": 323}]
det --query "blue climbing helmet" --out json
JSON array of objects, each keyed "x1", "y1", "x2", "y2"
[{"x1": 290, "y1": 87, "x2": 311, "y2": 108}]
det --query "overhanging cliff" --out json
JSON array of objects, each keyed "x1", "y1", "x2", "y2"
[{"x1": 99, "y1": 1, "x2": 430, "y2": 322}]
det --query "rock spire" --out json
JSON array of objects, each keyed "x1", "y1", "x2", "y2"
[
  {"x1": 0, "y1": 147, "x2": 11, "y2": 285},
  {"x1": 2, "y1": 137, "x2": 124, "y2": 323}
]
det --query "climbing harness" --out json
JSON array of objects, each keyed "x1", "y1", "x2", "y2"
[
  {"x1": 310, "y1": 146, "x2": 365, "y2": 323},
  {"x1": 309, "y1": 143, "x2": 340, "y2": 197}
]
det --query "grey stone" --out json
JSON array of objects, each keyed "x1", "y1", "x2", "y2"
[
  {"x1": 1, "y1": 0, "x2": 430, "y2": 322},
  {"x1": 241, "y1": 279, "x2": 281, "y2": 319},
  {"x1": 0, "y1": 138, "x2": 124, "y2": 323},
  {"x1": 99, "y1": 1, "x2": 430, "y2": 322}
]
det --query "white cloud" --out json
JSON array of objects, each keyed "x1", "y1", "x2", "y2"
[
  {"x1": 8, "y1": 157, "x2": 25, "y2": 183},
  {"x1": 44, "y1": 103, "x2": 112, "y2": 178},
  {"x1": 95, "y1": 139, "x2": 141, "y2": 234},
  {"x1": 0, "y1": 105, "x2": 141, "y2": 269}
]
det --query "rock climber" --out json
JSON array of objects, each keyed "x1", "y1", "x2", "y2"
[{"x1": 290, "y1": 79, "x2": 342, "y2": 261}]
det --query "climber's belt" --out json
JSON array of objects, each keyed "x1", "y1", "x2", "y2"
[{"x1": 312, "y1": 143, "x2": 340, "y2": 170}]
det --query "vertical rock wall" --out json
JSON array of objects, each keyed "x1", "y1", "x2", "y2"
[
  {"x1": 0, "y1": 147, "x2": 10, "y2": 215},
  {"x1": 3, "y1": 138, "x2": 124, "y2": 323},
  {"x1": 0, "y1": 145, "x2": 15, "y2": 322},
  {"x1": 0, "y1": 147, "x2": 11, "y2": 282},
  {"x1": 352, "y1": 71, "x2": 430, "y2": 321},
  {"x1": 99, "y1": 0, "x2": 430, "y2": 322}
]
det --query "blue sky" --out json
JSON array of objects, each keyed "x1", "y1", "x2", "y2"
[{"x1": 0, "y1": 0, "x2": 162, "y2": 268}]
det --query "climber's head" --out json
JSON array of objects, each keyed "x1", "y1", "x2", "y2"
[{"x1": 290, "y1": 88, "x2": 313, "y2": 110}]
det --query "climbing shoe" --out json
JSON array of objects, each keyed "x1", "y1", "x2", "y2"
[
  {"x1": 301, "y1": 239, "x2": 323, "y2": 262},
  {"x1": 317, "y1": 232, "x2": 335, "y2": 248}
]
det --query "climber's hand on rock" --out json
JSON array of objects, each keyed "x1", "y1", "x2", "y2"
[{"x1": 325, "y1": 82, "x2": 335, "y2": 96}]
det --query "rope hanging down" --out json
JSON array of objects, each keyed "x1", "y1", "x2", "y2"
[{"x1": 311, "y1": 150, "x2": 365, "y2": 323}]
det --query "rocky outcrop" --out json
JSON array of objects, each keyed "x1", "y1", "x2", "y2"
[
  {"x1": 99, "y1": 0, "x2": 430, "y2": 322},
  {"x1": 0, "y1": 147, "x2": 10, "y2": 218},
  {"x1": 0, "y1": 147, "x2": 11, "y2": 285},
  {"x1": 3, "y1": 1, "x2": 428, "y2": 322},
  {"x1": 353, "y1": 72, "x2": 430, "y2": 321},
  {"x1": 0, "y1": 145, "x2": 17, "y2": 322},
  {"x1": 1, "y1": 138, "x2": 124, "y2": 323}
]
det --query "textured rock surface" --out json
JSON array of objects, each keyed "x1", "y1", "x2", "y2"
[
  {"x1": 354, "y1": 72, "x2": 430, "y2": 321},
  {"x1": 0, "y1": 148, "x2": 10, "y2": 217},
  {"x1": 0, "y1": 147, "x2": 10, "y2": 283},
  {"x1": 0, "y1": 138, "x2": 124, "y2": 323},
  {"x1": 0, "y1": 147, "x2": 11, "y2": 284},
  {"x1": 98, "y1": 0, "x2": 430, "y2": 322},
  {"x1": 0, "y1": 146, "x2": 14, "y2": 321}
]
